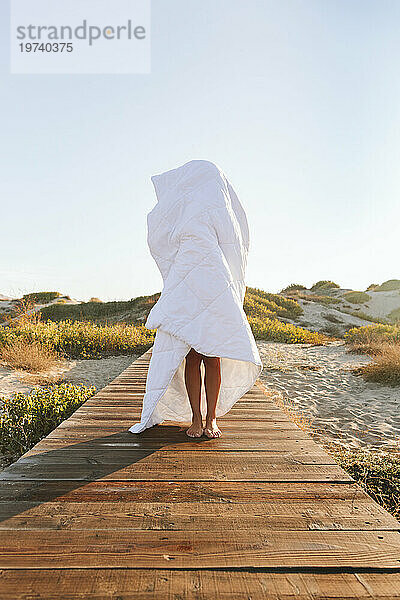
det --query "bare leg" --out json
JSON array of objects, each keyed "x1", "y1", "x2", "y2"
[
  {"x1": 203, "y1": 355, "x2": 222, "y2": 438},
  {"x1": 184, "y1": 348, "x2": 203, "y2": 437}
]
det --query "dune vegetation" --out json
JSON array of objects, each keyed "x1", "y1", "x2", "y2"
[
  {"x1": 360, "y1": 344, "x2": 400, "y2": 386},
  {"x1": 0, "y1": 339, "x2": 60, "y2": 372},
  {"x1": 248, "y1": 315, "x2": 326, "y2": 344},
  {"x1": 0, "y1": 383, "x2": 96, "y2": 460},
  {"x1": 310, "y1": 280, "x2": 340, "y2": 292},
  {"x1": 345, "y1": 310, "x2": 383, "y2": 324},
  {"x1": 22, "y1": 291, "x2": 61, "y2": 304},
  {"x1": 244, "y1": 288, "x2": 326, "y2": 344},
  {"x1": 0, "y1": 287, "x2": 326, "y2": 372},
  {"x1": 280, "y1": 283, "x2": 307, "y2": 293},
  {"x1": 389, "y1": 307, "x2": 400, "y2": 323},
  {"x1": 0, "y1": 288, "x2": 326, "y2": 367},
  {"x1": 326, "y1": 444, "x2": 400, "y2": 520},
  {"x1": 345, "y1": 324, "x2": 400, "y2": 386},
  {"x1": 373, "y1": 279, "x2": 400, "y2": 292},
  {"x1": 342, "y1": 291, "x2": 370, "y2": 304},
  {"x1": 292, "y1": 291, "x2": 341, "y2": 306},
  {"x1": 0, "y1": 319, "x2": 155, "y2": 360},
  {"x1": 39, "y1": 293, "x2": 160, "y2": 324},
  {"x1": 245, "y1": 287, "x2": 303, "y2": 319},
  {"x1": 345, "y1": 323, "x2": 400, "y2": 349}
]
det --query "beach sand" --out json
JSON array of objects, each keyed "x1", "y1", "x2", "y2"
[{"x1": 257, "y1": 340, "x2": 400, "y2": 452}]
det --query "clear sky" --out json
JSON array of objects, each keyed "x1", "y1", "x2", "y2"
[{"x1": 1, "y1": 0, "x2": 399, "y2": 301}]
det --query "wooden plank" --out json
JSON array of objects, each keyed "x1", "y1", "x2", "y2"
[
  {"x1": 54, "y1": 420, "x2": 306, "y2": 430},
  {"x1": 18, "y1": 446, "x2": 337, "y2": 463},
  {"x1": 76, "y1": 404, "x2": 281, "y2": 413},
  {"x1": 0, "y1": 459, "x2": 350, "y2": 482},
  {"x1": 0, "y1": 569, "x2": 399, "y2": 600},
  {"x1": 21, "y1": 437, "x2": 327, "y2": 454},
  {"x1": 0, "y1": 481, "x2": 379, "y2": 503},
  {"x1": 44, "y1": 428, "x2": 310, "y2": 442},
  {"x1": 0, "y1": 529, "x2": 399, "y2": 568},
  {"x1": 0, "y1": 498, "x2": 397, "y2": 531}
]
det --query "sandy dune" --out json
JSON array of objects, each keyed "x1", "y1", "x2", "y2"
[{"x1": 257, "y1": 340, "x2": 400, "y2": 452}]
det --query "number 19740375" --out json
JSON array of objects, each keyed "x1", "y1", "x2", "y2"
[{"x1": 19, "y1": 42, "x2": 73, "y2": 52}]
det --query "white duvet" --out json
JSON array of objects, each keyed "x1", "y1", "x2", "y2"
[{"x1": 129, "y1": 160, "x2": 262, "y2": 434}]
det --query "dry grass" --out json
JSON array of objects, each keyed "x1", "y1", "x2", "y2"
[
  {"x1": 0, "y1": 339, "x2": 61, "y2": 373},
  {"x1": 0, "y1": 298, "x2": 62, "y2": 373},
  {"x1": 345, "y1": 325, "x2": 400, "y2": 386},
  {"x1": 7, "y1": 296, "x2": 41, "y2": 326},
  {"x1": 359, "y1": 343, "x2": 400, "y2": 386},
  {"x1": 19, "y1": 371, "x2": 66, "y2": 386},
  {"x1": 346, "y1": 324, "x2": 400, "y2": 354}
]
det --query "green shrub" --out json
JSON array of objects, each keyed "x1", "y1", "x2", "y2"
[
  {"x1": 343, "y1": 291, "x2": 371, "y2": 304},
  {"x1": 324, "y1": 313, "x2": 342, "y2": 324},
  {"x1": 281, "y1": 283, "x2": 307, "y2": 293},
  {"x1": 311, "y1": 280, "x2": 340, "y2": 292},
  {"x1": 345, "y1": 323, "x2": 400, "y2": 346},
  {"x1": 375, "y1": 280, "x2": 400, "y2": 292},
  {"x1": 40, "y1": 293, "x2": 159, "y2": 323},
  {"x1": 0, "y1": 383, "x2": 96, "y2": 457},
  {"x1": 248, "y1": 315, "x2": 326, "y2": 344},
  {"x1": 296, "y1": 292, "x2": 341, "y2": 306},
  {"x1": 243, "y1": 295, "x2": 277, "y2": 321},
  {"x1": 344, "y1": 310, "x2": 384, "y2": 324},
  {"x1": 0, "y1": 319, "x2": 155, "y2": 359},
  {"x1": 389, "y1": 307, "x2": 400, "y2": 324},
  {"x1": 366, "y1": 284, "x2": 379, "y2": 291},
  {"x1": 246, "y1": 288, "x2": 303, "y2": 319},
  {"x1": 22, "y1": 292, "x2": 61, "y2": 304}
]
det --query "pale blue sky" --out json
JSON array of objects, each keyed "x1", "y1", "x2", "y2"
[{"x1": 1, "y1": 0, "x2": 399, "y2": 301}]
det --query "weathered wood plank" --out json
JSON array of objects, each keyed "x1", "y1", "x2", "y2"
[
  {"x1": 0, "y1": 498, "x2": 397, "y2": 531},
  {"x1": 43, "y1": 428, "x2": 310, "y2": 442},
  {"x1": 0, "y1": 569, "x2": 399, "y2": 600},
  {"x1": 0, "y1": 457, "x2": 351, "y2": 482},
  {"x1": 0, "y1": 530, "x2": 399, "y2": 568},
  {"x1": 21, "y1": 438, "x2": 326, "y2": 454},
  {"x1": 18, "y1": 447, "x2": 337, "y2": 464},
  {"x1": 0, "y1": 481, "x2": 377, "y2": 503}
]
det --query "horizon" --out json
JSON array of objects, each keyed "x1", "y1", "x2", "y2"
[
  {"x1": 2, "y1": 277, "x2": 398, "y2": 304},
  {"x1": 1, "y1": 1, "x2": 399, "y2": 301}
]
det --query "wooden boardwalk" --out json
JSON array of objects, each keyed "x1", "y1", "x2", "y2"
[{"x1": 0, "y1": 348, "x2": 399, "y2": 598}]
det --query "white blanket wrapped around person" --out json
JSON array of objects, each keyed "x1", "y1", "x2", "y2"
[{"x1": 129, "y1": 160, "x2": 262, "y2": 434}]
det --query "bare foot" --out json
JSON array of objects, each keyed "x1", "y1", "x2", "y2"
[
  {"x1": 186, "y1": 419, "x2": 203, "y2": 438},
  {"x1": 204, "y1": 419, "x2": 221, "y2": 438}
]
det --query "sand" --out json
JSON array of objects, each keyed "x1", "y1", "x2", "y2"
[
  {"x1": 257, "y1": 340, "x2": 400, "y2": 452},
  {"x1": 0, "y1": 354, "x2": 140, "y2": 399},
  {"x1": 358, "y1": 289, "x2": 400, "y2": 320},
  {"x1": 292, "y1": 298, "x2": 372, "y2": 335}
]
